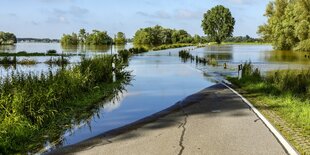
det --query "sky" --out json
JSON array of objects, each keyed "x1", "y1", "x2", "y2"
[{"x1": 0, "y1": 0, "x2": 270, "y2": 39}]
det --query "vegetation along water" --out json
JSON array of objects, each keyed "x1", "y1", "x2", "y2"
[
  {"x1": 0, "y1": 54, "x2": 131, "y2": 154},
  {"x1": 0, "y1": 0, "x2": 309, "y2": 154}
]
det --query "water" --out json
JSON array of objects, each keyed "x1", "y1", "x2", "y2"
[
  {"x1": 1, "y1": 43, "x2": 309, "y2": 153},
  {"x1": 0, "y1": 42, "x2": 132, "y2": 54},
  {"x1": 57, "y1": 53, "x2": 213, "y2": 148}
]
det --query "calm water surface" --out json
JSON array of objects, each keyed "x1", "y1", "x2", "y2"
[{"x1": 1, "y1": 43, "x2": 309, "y2": 153}]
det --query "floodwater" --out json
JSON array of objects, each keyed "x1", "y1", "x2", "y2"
[{"x1": 0, "y1": 43, "x2": 309, "y2": 153}]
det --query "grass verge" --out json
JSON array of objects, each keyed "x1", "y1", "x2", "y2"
[{"x1": 227, "y1": 62, "x2": 310, "y2": 154}]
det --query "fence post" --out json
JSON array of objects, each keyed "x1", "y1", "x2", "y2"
[{"x1": 238, "y1": 64, "x2": 243, "y2": 80}]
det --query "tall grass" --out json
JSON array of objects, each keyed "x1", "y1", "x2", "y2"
[
  {"x1": 117, "y1": 47, "x2": 148, "y2": 62},
  {"x1": 178, "y1": 49, "x2": 218, "y2": 66},
  {"x1": 45, "y1": 56, "x2": 69, "y2": 66},
  {"x1": 0, "y1": 55, "x2": 130, "y2": 154}
]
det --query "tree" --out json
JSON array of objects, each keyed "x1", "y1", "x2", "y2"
[
  {"x1": 78, "y1": 28, "x2": 87, "y2": 44},
  {"x1": 0, "y1": 31, "x2": 17, "y2": 45},
  {"x1": 60, "y1": 33, "x2": 78, "y2": 45},
  {"x1": 201, "y1": 5, "x2": 235, "y2": 44},
  {"x1": 258, "y1": 0, "x2": 310, "y2": 51},
  {"x1": 115, "y1": 32, "x2": 127, "y2": 44},
  {"x1": 133, "y1": 25, "x2": 193, "y2": 46},
  {"x1": 61, "y1": 29, "x2": 112, "y2": 46},
  {"x1": 85, "y1": 30, "x2": 112, "y2": 45}
]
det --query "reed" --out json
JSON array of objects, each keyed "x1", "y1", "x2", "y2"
[{"x1": 0, "y1": 55, "x2": 130, "y2": 154}]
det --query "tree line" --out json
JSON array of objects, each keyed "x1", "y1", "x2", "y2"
[
  {"x1": 60, "y1": 29, "x2": 127, "y2": 46},
  {"x1": 133, "y1": 25, "x2": 205, "y2": 46},
  {"x1": 0, "y1": 31, "x2": 17, "y2": 45},
  {"x1": 258, "y1": 0, "x2": 310, "y2": 51},
  {"x1": 224, "y1": 35, "x2": 263, "y2": 43}
]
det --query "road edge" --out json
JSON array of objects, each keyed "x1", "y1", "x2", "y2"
[{"x1": 221, "y1": 81, "x2": 299, "y2": 155}]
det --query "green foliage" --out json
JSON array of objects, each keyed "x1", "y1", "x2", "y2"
[
  {"x1": 118, "y1": 47, "x2": 148, "y2": 62},
  {"x1": 201, "y1": 5, "x2": 235, "y2": 44},
  {"x1": 241, "y1": 61, "x2": 262, "y2": 82},
  {"x1": 0, "y1": 55, "x2": 130, "y2": 154},
  {"x1": 152, "y1": 43, "x2": 194, "y2": 51},
  {"x1": 294, "y1": 39, "x2": 310, "y2": 52},
  {"x1": 78, "y1": 28, "x2": 87, "y2": 44},
  {"x1": 85, "y1": 30, "x2": 113, "y2": 45},
  {"x1": 114, "y1": 32, "x2": 127, "y2": 45},
  {"x1": 133, "y1": 25, "x2": 196, "y2": 46},
  {"x1": 228, "y1": 68, "x2": 310, "y2": 154},
  {"x1": 61, "y1": 29, "x2": 113, "y2": 46},
  {"x1": 224, "y1": 35, "x2": 263, "y2": 43},
  {"x1": 258, "y1": 0, "x2": 310, "y2": 51},
  {"x1": 0, "y1": 31, "x2": 17, "y2": 45},
  {"x1": 60, "y1": 33, "x2": 79, "y2": 46}
]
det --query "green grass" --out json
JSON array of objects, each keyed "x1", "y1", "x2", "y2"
[
  {"x1": 152, "y1": 43, "x2": 195, "y2": 51},
  {"x1": 222, "y1": 42, "x2": 271, "y2": 45},
  {"x1": 227, "y1": 62, "x2": 310, "y2": 154},
  {"x1": 0, "y1": 55, "x2": 130, "y2": 154}
]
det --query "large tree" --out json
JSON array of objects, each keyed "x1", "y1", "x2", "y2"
[
  {"x1": 201, "y1": 5, "x2": 235, "y2": 44},
  {"x1": 258, "y1": 0, "x2": 310, "y2": 51},
  {"x1": 0, "y1": 31, "x2": 17, "y2": 45}
]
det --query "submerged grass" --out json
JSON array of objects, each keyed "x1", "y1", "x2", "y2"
[
  {"x1": 0, "y1": 51, "x2": 81, "y2": 57},
  {"x1": 44, "y1": 56, "x2": 69, "y2": 66},
  {"x1": 0, "y1": 55, "x2": 130, "y2": 154},
  {"x1": 178, "y1": 49, "x2": 219, "y2": 66},
  {"x1": 227, "y1": 62, "x2": 310, "y2": 154}
]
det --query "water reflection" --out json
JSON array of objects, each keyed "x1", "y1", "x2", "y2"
[
  {"x1": 266, "y1": 50, "x2": 310, "y2": 63},
  {"x1": 0, "y1": 44, "x2": 16, "y2": 52}
]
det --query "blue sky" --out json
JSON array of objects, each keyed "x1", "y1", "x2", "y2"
[{"x1": 0, "y1": 0, "x2": 270, "y2": 39}]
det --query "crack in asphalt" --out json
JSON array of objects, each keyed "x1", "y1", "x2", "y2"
[{"x1": 178, "y1": 106, "x2": 188, "y2": 155}]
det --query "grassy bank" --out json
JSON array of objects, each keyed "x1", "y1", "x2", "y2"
[
  {"x1": 152, "y1": 43, "x2": 196, "y2": 51},
  {"x1": 222, "y1": 42, "x2": 271, "y2": 45},
  {"x1": 0, "y1": 55, "x2": 130, "y2": 154},
  {"x1": 227, "y1": 62, "x2": 310, "y2": 154},
  {"x1": 0, "y1": 56, "x2": 70, "y2": 66}
]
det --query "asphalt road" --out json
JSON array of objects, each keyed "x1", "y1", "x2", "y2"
[{"x1": 50, "y1": 84, "x2": 287, "y2": 155}]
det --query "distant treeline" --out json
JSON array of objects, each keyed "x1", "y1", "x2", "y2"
[
  {"x1": 17, "y1": 38, "x2": 59, "y2": 43},
  {"x1": 224, "y1": 35, "x2": 263, "y2": 43},
  {"x1": 133, "y1": 25, "x2": 205, "y2": 46},
  {"x1": 0, "y1": 31, "x2": 17, "y2": 45},
  {"x1": 61, "y1": 29, "x2": 126, "y2": 46}
]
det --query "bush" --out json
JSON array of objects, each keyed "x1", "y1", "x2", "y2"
[
  {"x1": 47, "y1": 49, "x2": 57, "y2": 54},
  {"x1": 241, "y1": 61, "x2": 262, "y2": 82}
]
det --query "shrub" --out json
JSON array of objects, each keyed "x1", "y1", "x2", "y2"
[{"x1": 47, "y1": 49, "x2": 57, "y2": 54}]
